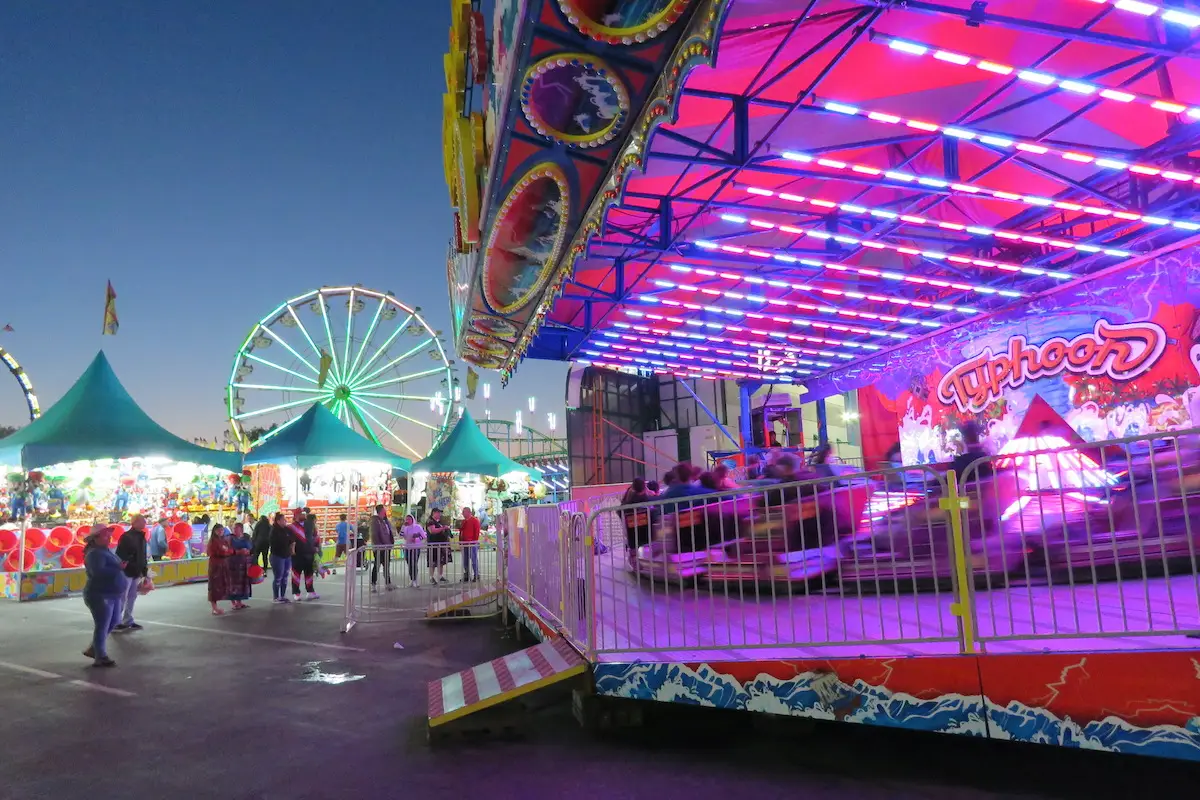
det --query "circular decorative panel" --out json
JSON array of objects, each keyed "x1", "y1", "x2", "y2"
[
  {"x1": 482, "y1": 163, "x2": 570, "y2": 316},
  {"x1": 557, "y1": 0, "x2": 691, "y2": 45},
  {"x1": 461, "y1": 349, "x2": 505, "y2": 370},
  {"x1": 464, "y1": 333, "x2": 510, "y2": 358},
  {"x1": 521, "y1": 54, "x2": 630, "y2": 148},
  {"x1": 471, "y1": 314, "x2": 520, "y2": 340}
]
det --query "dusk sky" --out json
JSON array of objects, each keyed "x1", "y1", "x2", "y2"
[{"x1": 1, "y1": 1, "x2": 567, "y2": 447}]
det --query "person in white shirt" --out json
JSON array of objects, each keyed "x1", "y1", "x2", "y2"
[{"x1": 399, "y1": 514, "x2": 424, "y2": 588}]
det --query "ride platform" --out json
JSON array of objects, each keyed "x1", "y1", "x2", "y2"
[
  {"x1": 425, "y1": 581, "x2": 501, "y2": 618},
  {"x1": 427, "y1": 636, "x2": 587, "y2": 736}
]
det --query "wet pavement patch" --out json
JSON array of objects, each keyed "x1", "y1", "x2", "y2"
[{"x1": 295, "y1": 661, "x2": 365, "y2": 685}]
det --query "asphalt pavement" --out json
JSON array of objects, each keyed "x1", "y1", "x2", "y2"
[{"x1": 0, "y1": 581, "x2": 1195, "y2": 799}]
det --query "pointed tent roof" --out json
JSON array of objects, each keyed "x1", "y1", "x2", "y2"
[
  {"x1": 412, "y1": 410, "x2": 542, "y2": 479},
  {"x1": 242, "y1": 403, "x2": 411, "y2": 470},
  {"x1": 0, "y1": 351, "x2": 241, "y2": 472}
]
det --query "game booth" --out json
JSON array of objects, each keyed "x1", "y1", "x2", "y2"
[
  {"x1": 241, "y1": 402, "x2": 411, "y2": 561},
  {"x1": 0, "y1": 352, "x2": 242, "y2": 600},
  {"x1": 411, "y1": 410, "x2": 542, "y2": 541}
]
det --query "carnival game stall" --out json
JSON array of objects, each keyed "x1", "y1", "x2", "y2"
[
  {"x1": 411, "y1": 410, "x2": 542, "y2": 545},
  {"x1": 242, "y1": 403, "x2": 411, "y2": 561},
  {"x1": 0, "y1": 352, "x2": 241, "y2": 600}
]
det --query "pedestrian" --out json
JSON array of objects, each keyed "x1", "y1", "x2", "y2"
[
  {"x1": 290, "y1": 508, "x2": 318, "y2": 601},
  {"x1": 82, "y1": 524, "x2": 123, "y2": 667},
  {"x1": 227, "y1": 522, "x2": 252, "y2": 610},
  {"x1": 114, "y1": 514, "x2": 150, "y2": 631},
  {"x1": 269, "y1": 512, "x2": 294, "y2": 603},
  {"x1": 149, "y1": 516, "x2": 169, "y2": 562},
  {"x1": 251, "y1": 514, "x2": 271, "y2": 569},
  {"x1": 369, "y1": 503, "x2": 395, "y2": 592},
  {"x1": 206, "y1": 524, "x2": 233, "y2": 615},
  {"x1": 458, "y1": 506, "x2": 481, "y2": 583},
  {"x1": 334, "y1": 512, "x2": 350, "y2": 562},
  {"x1": 399, "y1": 513, "x2": 424, "y2": 588},
  {"x1": 425, "y1": 508, "x2": 451, "y2": 584}
]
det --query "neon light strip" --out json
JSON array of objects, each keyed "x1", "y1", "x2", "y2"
[
  {"x1": 580, "y1": 347, "x2": 806, "y2": 379},
  {"x1": 880, "y1": 34, "x2": 1200, "y2": 119},
  {"x1": 664, "y1": 251, "x2": 1020, "y2": 299},
  {"x1": 661, "y1": 264, "x2": 981, "y2": 313},
  {"x1": 609, "y1": 321, "x2": 856, "y2": 359},
  {"x1": 638, "y1": 296, "x2": 912, "y2": 340},
  {"x1": 648, "y1": 277, "x2": 946, "y2": 327},
  {"x1": 696, "y1": 227, "x2": 1074, "y2": 280},
  {"x1": 624, "y1": 309, "x2": 884, "y2": 352},
  {"x1": 604, "y1": 326, "x2": 849, "y2": 362},
  {"x1": 1079, "y1": 0, "x2": 1200, "y2": 30},
  {"x1": 597, "y1": 331, "x2": 836, "y2": 368},
  {"x1": 772, "y1": 151, "x2": 1200, "y2": 234},
  {"x1": 737, "y1": 186, "x2": 1131, "y2": 257},
  {"x1": 812, "y1": 96, "x2": 1200, "y2": 184}
]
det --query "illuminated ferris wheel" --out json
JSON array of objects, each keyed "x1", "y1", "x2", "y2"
[
  {"x1": 226, "y1": 287, "x2": 455, "y2": 459},
  {"x1": 0, "y1": 345, "x2": 41, "y2": 423}
]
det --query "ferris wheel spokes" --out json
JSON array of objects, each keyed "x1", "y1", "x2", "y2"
[
  {"x1": 233, "y1": 393, "x2": 322, "y2": 421},
  {"x1": 232, "y1": 383, "x2": 329, "y2": 394},
  {"x1": 354, "y1": 396, "x2": 440, "y2": 432},
  {"x1": 353, "y1": 391, "x2": 434, "y2": 402},
  {"x1": 352, "y1": 313, "x2": 414, "y2": 381},
  {"x1": 347, "y1": 299, "x2": 387, "y2": 380},
  {"x1": 316, "y1": 294, "x2": 344, "y2": 385},
  {"x1": 343, "y1": 289, "x2": 356, "y2": 377},
  {"x1": 260, "y1": 323, "x2": 321, "y2": 375},
  {"x1": 353, "y1": 366, "x2": 446, "y2": 392},
  {"x1": 352, "y1": 401, "x2": 422, "y2": 458},
  {"x1": 244, "y1": 353, "x2": 321, "y2": 385},
  {"x1": 351, "y1": 337, "x2": 432, "y2": 389}
]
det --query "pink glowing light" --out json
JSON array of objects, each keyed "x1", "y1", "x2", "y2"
[
  {"x1": 623, "y1": 309, "x2": 886, "y2": 351},
  {"x1": 735, "y1": 187, "x2": 1126, "y2": 257},
  {"x1": 881, "y1": 33, "x2": 1200, "y2": 120},
  {"x1": 813, "y1": 94, "x2": 1194, "y2": 189},
  {"x1": 773, "y1": 151, "x2": 1200, "y2": 233}
]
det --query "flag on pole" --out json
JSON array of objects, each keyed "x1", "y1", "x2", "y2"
[
  {"x1": 466, "y1": 366, "x2": 479, "y2": 400},
  {"x1": 317, "y1": 349, "x2": 333, "y2": 389},
  {"x1": 102, "y1": 281, "x2": 119, "y2": 335}
]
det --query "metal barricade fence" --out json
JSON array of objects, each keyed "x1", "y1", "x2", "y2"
[
  {"x1": 342, "y1": 541, "x2": 502, "y2": 632},
  {"x1": 959, "y1": 426, "x2": 1200, "y2": 647},
  {"x1": 580, "y1": 465, "x2": 969, "y2": 658}
]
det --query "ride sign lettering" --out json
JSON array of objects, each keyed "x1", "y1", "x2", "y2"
[{"x1": 936, "y1": 320, "x2": 1166, "y2": 413}]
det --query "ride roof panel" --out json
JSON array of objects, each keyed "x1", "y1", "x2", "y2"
[{"x1": 497, "y1": 0, "x2": 1200, "y2": 386}]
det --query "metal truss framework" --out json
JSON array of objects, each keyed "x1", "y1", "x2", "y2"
[{"x1": 525, "y1": 0, "x2": 1200, "y2": 383}]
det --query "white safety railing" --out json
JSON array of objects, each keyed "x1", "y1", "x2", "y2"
[{"x1": 342, "y1": 541, "x2": 502, "y2": 632}]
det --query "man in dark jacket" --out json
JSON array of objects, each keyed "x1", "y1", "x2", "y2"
[
  {"x1": 114, "y1": 514, "x2": 150, "y2": 631},
  {"x1": 251, "y1": 515, "x2": 271, "y2": 569}
]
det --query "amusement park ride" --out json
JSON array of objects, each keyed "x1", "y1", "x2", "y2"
[{"x1": 433, "y1": 0, "x2": 1200, "y2": 762}]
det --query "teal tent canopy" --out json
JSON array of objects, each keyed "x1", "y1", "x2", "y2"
[
  {"x1": 0, "y1": 351, "x2": 242, "y2": 472},
  {"x1": 242, "y1": 403, "x2": 411, "y2": 470},
  {"x1": 412, "y1": 410, "x2": 542, "y2": 479}
]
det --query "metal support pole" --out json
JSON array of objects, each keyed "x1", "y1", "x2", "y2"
[
  {"x1": 738, "y1": 381, "x2": 754, "y2": 450},
  {"x1": 815, "y1": 398, "x2": 828, "y2": 448},
  {"x1": 675, "y1": 377, "x2": 740, "y2": 449}
]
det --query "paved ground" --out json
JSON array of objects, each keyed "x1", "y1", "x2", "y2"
[{"x1": 0, "y1": 583, "x2": 1195, "y2": 800}]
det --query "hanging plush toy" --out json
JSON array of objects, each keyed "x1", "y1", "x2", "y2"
[
  {"x1": 233, "y1": 472, "x2": 252, "y2": 514},
  {"x1": 46, "y1": 476, "x2": 67, "y2": 519},
  {"x1": 6, "y1": 473, "x2": 26, "y2": 521}
]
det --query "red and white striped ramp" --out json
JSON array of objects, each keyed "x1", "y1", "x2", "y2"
[
  {"x1": 425, "y1": 581, "x2": 500, "y2": 618},
  {"x1": 428, "y1": 636, "x2": 587, "y2": 728}
]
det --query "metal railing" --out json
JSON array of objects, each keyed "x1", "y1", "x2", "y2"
[
  {"x1": 495, "y1": 425, "x2": 1200, "y2": 661},
  {"x1": 342, "y1": 541, "x2": 501, "y2": 632}
]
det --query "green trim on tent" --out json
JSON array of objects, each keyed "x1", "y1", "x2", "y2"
[
  {"x1": 242, "y1": 403, "x2": 411, "y2": 470},
  {"x1": 0, "y1": 351, "x2": 242, "y2": 472},
  {"x1": 412, "y1": 410, "x2": 542, "y2": 479}
]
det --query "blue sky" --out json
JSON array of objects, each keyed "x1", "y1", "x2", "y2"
[{"x1": 0, "y1": 0, "x2": 566, "y2": 444}]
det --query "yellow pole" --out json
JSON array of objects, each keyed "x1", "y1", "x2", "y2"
[{"x1": 941, "y1": 471, "x2": 978, "y2": 654}]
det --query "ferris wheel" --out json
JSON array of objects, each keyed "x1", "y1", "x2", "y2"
[
  {"x1": 226, "y1": 287, "x2": 455, "y2": 459},
  {"x1": 0, "y1": 345, "x2": 41, "y2": 423}
]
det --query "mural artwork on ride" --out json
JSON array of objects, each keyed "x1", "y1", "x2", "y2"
[{"x1": 809, "y1": 250, "x2": 1200, "y2": 465}]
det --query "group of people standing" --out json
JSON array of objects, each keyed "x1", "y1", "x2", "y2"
[
  {"x1": 239, "y1": 508, "x2": 325, "y2": 604},
  {"x1": 363, "y1": 504, "x2": 483, "y2": 590}
]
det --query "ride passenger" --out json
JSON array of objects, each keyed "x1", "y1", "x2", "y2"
[{"x1": 949, "y1": 421, "x2": 992, "y2": 484}]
